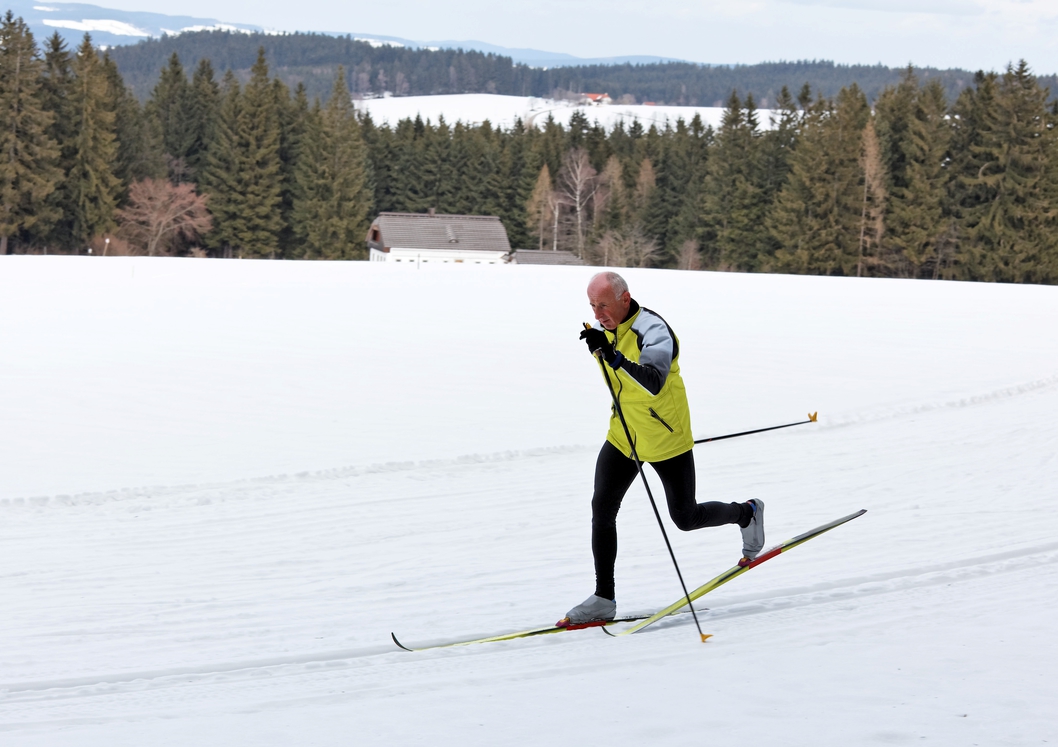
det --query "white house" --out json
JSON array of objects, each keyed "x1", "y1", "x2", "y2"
[
  {"x1": 367, "y1": 212, "x2": 512, "y2": 265},
  {"x1": 581, "y1": 93, "x2": 612, "y2": 106},
  {"x1": 508, "y1": 249, "x2": 585, "y2": 266}
]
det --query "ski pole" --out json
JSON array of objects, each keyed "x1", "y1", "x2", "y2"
[
  {"x1": 584, "y1": 323, "x2": 709, "y2": 643},
  {"x1": 694, "y1": 413, "x2": 818, "y2": 445}
]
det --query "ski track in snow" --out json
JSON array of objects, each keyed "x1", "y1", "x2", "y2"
[
  {"x1": 5, "y1": 367, "x2": 1053, "y2": 511},
  {"x1": 4, "y1": 539, "x2": 1056, "y2": 703},
  {"x1": 2, "y1": 259, "x2": 1057, "y2": 745}
]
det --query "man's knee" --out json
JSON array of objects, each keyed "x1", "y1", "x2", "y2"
[
  {"x1": 670, "y1": 511, "x2": 698, "y2": 532},
  {"x1": 591, "y1": 493, "x2": 620, "y2": 527}
]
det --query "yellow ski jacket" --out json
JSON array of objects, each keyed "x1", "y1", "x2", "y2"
[{"x1": 593, "y1": 300, "x2": 694, "y2": 462}]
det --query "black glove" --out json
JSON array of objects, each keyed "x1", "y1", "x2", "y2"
[{"x1": 579, "y1": 327, "x2": 616, "y2": 364}]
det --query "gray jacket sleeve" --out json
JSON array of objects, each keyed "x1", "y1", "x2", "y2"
[{"x1": 614, "y1": 311, "x2": 674, "y2": 396}]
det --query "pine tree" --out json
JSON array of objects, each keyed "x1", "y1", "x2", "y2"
[
  {"x1": 102, "y1": 51, "x2": 165, "y2": 189},
  {"x1": 0, "y1": 12, "x2": 61, "y2": 253},
  {"x1": 359, "y1": 111, "x2": 395, "y2": 213},
  {"x1": 874, "y1": 67, "x2": 918, "y2": 202},
  {"x1": 38, "y1": 32, "x2": 75, "y2": 249},
  {"x1": 419, "y1": 116, "x2": 453, "y2": 213},
  {"x1": 664, "y1": 113, "x2": 711, "y2": 268},
  {"x1": 503, "y1": 129, "x2": 536, "y2": 249},
  {"x1": 148, "y1": 53, "x2": 194, "y2": 177},
  {"x1": 567, "y1": 110, "x2": 589, "y2": 149},
  {"x1": 954, "y1": 62, "x2": 1057, "y2": 283},
  {"x1": 478, "y1": 123, "x2": 507, "y2": 219},
  {"x1": 769, "y1": 85, "x2": 870, "y2": 275},
  {"x1": 291, "y1": 68, "x2": 373, "y2": 259},
  {"x1": 446, "y1": 122, "x2": 474, "y2": 214},
  {"x1": 389, "y1": 116, "x2": 427, "y2": 212},
  {"x1": 199, "y1": 53, "x2": 287, "y2": 258},
  {"x1": 185, "y1": 59, "x2": 220, "y2": 179},
  {"x1": 702, "y1": 91, "x2": 767, "y2": 271},
  {"x1": 201, "y1": 70, "x2": 243, "y2": 257},
  {"x1": 884, "y1": 79, "x2": 951, "y2": 278},
  {"x1": 66, "y1": 34, "x2": 122, "y2": 247},
  {"x1": 489, "y1": 136, "x2": 518, "y2": 238},
  {"x1": 749, "y1": 86, "x2": 800, "y2": 269},
  {"x1": 759, "y1": 86, "x2": 799, "y2": 202},
  {"x1": 642, "y1": 120, "x2": 697, "y2": 266},
  {"x1": 273, "y1": 77, "x2": 303, "y2": 256}
]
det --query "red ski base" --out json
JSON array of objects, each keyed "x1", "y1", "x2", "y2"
[{"x1": 554, "y1": 618, "x2": 610, "y2": 631}]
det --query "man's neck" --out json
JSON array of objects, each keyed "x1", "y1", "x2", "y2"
[{"x1": 621, "y1": 298, "x2": 640, "y2": 325}]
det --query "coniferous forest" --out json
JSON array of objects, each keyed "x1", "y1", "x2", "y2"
[{"x1": 3, "y1": 13, "x2": 1058, "y2": 283}]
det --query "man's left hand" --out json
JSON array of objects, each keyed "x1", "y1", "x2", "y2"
[{"x1": 580, "y1": 327, "x2": 616, "y2": 364}]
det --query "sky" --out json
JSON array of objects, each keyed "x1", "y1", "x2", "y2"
[{"x1": 88, "y1": 0, "x2": 1057, "y2": 71}]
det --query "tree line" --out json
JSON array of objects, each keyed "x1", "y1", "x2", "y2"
[
  {"x1": 104, "y1": 29, "x2": 1058, "y2": 108},
  {"x1": 3, "y1": 12, "x2": 1058, "y2": 283}
]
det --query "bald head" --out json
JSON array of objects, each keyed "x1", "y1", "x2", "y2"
[{"x1": 587, "y1": 272, "x2": 632, "y2": 331}]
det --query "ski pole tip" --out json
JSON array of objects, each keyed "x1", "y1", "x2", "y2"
[
  {"x1": 808, "y1": 411, "x2": 818, "y2": 422},
  {"x1": 701, "y1": 633, "x2": 713, "y2": 643}
]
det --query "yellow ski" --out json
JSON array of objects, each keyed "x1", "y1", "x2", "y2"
[{"x1": 611, "y1": 508, "x2": 867, "y2": 637}]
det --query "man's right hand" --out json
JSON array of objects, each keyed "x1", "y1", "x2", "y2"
[{"x1": 580, "y1": 327, "x2": 615, "y2": 363}]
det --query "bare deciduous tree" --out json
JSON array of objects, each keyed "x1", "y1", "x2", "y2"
[
  {"x1": 857, "y1": 120, "x2": 887, "y2": 277},
  {"x1": 590, "y1": 224, "x2": 660, "y2": 268},
  {"x1": 677, "y1": 238, "x2": 702, "y2": 271},
  {"x1": 526, "y1": 164, "x2": 556, "y2": 251},
  {"x1": 632, "y1": 157, "x2": 656, "y2": 220},
  {"x1": 593, "y1": 155, "x2": 623, "y2": 228},
  {"x1": 117, "y1": 178, "x2": 213, "y2": 257},
  {"x1": 556, "y1": 148, "x2": 599, "y2": 257}
]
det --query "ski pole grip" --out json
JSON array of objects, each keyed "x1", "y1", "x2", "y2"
[{"x1": 583, "y1": 322, "x2": 604, "y2": 358}]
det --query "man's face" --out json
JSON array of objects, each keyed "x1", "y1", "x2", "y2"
[{"x1": 587, "y1": 277, "x2": 631, "y2": 331}]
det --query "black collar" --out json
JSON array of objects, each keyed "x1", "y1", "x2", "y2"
[{"x1": 622, "y1": 298, "x2": 640, "y2": 325}]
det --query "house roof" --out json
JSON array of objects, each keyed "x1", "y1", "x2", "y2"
[
  {"x1": 370, "y1": 212, "x2": 511, "y2": 253},
  {"x1": 512, "y1": 249, "x2": 586, "y2": 266}
]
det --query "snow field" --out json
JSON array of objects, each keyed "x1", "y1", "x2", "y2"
[
  {"x1": 353, "y1": 93, "x2": 757, "y2": 131},
  {"x1": 1, "y1": 256, "x2": 1057, "y2": 745}
]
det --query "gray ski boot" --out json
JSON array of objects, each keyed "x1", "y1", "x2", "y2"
[
  {"x1": 740, "y1": 499, "x2": 765, "y2": 563},
  {"x1": 559, "y1": 594, "x2": 616, "y2": 627}
]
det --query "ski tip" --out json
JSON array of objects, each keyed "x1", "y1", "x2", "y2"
[
  {"x1": 700, "y1": 633, "x2": 713, "y2": 643},
  {"x1": 808, "y1": 411, "x2": 818, "y2": 422},
  {"x1": 390, "y1": 632, "x2": 414, "y2": 652}
]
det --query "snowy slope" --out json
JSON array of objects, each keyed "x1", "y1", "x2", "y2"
[
  {"x1": 1, "y1": 257, "x2": 1057, "y2": 746},
  {"x1": 354, "y1": 94, "x2": 759, "y2": 131},
  {"x1": 8, "y1": 0, "x2": 269, "y2": 48}
]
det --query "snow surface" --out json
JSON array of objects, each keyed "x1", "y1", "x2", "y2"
[
  {"x1": 1, "y1": 256, "x2": 1057, "y2": 746},
  {"x1": 42, "y1": 18, "x2": 149, "y2": 37},
  {"x1": 354, "y1": 93, "x2": 765, "y2": 131}
]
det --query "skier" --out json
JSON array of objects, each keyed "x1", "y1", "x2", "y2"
[{"x1": 561, "y1": 271, "x2": 765, "y2": 626}]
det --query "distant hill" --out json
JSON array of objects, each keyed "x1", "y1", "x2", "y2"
[
  {"x1": 8, "y1": 0, "x2": 266, "y2": 48},
  {"x1": 14, "y1": 2, "x2": 1053, "y2": 107},
  {"x1": 103, "y1": 29, "x2": 1058, "y2": 108},
  {"x1": 7, "y1": 0, "x2": 682, "y2": 68}
]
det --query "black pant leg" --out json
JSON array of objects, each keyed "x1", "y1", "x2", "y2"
[
  {"x1": 650, "y1": 449, "x2": 743, "y2": 531},
  {"x1": 591, "y1": 441, "x2": 639, "y2": 600}
]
